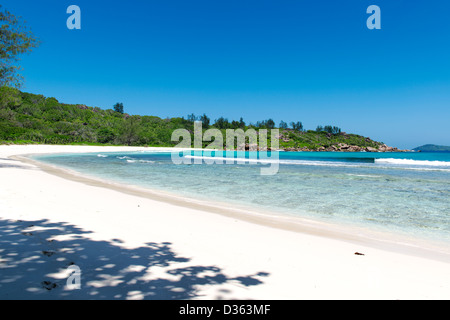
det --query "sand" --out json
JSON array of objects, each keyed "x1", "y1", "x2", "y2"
[{"x1": 0, "y1": 144, "x2": 449, "y2": 300}]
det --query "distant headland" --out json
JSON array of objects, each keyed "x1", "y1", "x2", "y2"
[{"x1": 413, "y1": 144, "x2": 450, "y2": 152}]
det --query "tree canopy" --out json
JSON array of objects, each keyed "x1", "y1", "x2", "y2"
[
  {"x1": 0, "y1": 5, "x2": 39, "y2": 88},
  {"x1": 290, "y1": 121, "x2": 303, "y2": 132},
  {"x1": 113, "y1": 102, "x2": 124, "y2": 114}
]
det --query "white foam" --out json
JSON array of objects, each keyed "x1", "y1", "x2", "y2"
[
  {"x1": 184, "y1": 155, "x2": 450, "y2": 172},
  {"x1": 126, "y1": 159, "x2": 154, "y2": 164},
  {"x1": 347, "y1": 174, "x2": 381, "y2": 178},
  {"x1": 375, "y1": 158, "x2": 450, "y2": 167},
  {"x1": 184, "y1": 155, "x2": 359, "y2": 168}
]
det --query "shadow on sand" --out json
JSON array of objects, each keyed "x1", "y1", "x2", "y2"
[
  {"x1": 0, "y1": 158, "x2": 33, "y2": 169},
  {"x1": 0, "y1": 218, "x2": 269, "y2": 300}
]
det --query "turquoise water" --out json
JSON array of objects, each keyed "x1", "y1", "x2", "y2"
[{"x1": 34, "y1": 151, "x2": 450, "y2": 244}]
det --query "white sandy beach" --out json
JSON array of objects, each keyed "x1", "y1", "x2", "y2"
[{"x1": 0, "y1": 144, "x2": 449, "y2": 300}]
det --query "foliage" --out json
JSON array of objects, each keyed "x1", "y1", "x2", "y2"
[
  {"x1": 0, "y1": 5, "x2": 40, "y2": 88},
  {"x1": 253, "y1": 119, "x2": 275, "y2": 129},
  {"x1": 214, "y1": 116, "x2": 229, "y2": 129},
  {"x1": 113, "y1": 102, "x2": 124, "y2": 114},
  {"x1": 0, "y1": 88, "x2": 385, "y2": 150},
  {"x1": 0, "y1": 87, "x2": 192, "y2": 146},
  {"x1": 278, "y1": 129, "x2": 382, "y2": 150},
  {"x1": 199, "y1": 113, "x2": 210, "y2": 128},
  {"x1": 290, "y1": 121, "x2": 303, "y2": 132},
  {"x1": 316, "y1": 125, "x2": 341, "y2": 134}
]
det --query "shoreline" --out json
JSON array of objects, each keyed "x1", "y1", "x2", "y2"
[
  {"x1": 1, "y1": 145, "x2": 449, "y2": 299},
  {"x1": 18, "y1": 152, "x2": 450, "y2": 262}
]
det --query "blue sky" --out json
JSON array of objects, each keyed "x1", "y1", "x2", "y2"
[{"x1": 5, "y1": 0, "x2": 450, "y2": 149}]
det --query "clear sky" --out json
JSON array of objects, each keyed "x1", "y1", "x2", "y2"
[{"x1": 5, "y1": 0, "x2": 450, "y2": 149}]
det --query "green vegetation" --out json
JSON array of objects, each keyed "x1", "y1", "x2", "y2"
[
  {"x1": 413, "y1": 144, "x2": 450, "y2": 152},
  {"x1": 0, "y1": 87, "x2": 193, "y2": 146},
  {"x1": 0, "y1": 87, "x2": 388, "y2": 150},
  {"x1": 0, "y1": 5, "x2": 40, "y2": 88},
  {"x1": 113, "y1": 102, "x2": 124, "y2": 114},
  {"x1": 277, "y1": 129, "x2": 382, "y2": 151}
]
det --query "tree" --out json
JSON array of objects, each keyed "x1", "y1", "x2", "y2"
[
  {"x1": 113, "y1": 102, "x2": 124, "y2": 114},
  {"x1": 324, "y1": 125, "x2": 333, "y2": 133},
  {"x1": 214, "y1": 117, "x2": 229, "y2": 129},
  {"x1": 321, "y1": 125, "x2": 341, "y2": 134},
  {"x1": 119, "y1": 116, "x2": 141, "y2": 145},
  {"x1": 239, "y1": 117, "x2": 245, "y2": 128},
  {"x1": 231, "y1": 120, "x2": 240, "y2": 129},
  {"x1": 187, "y1": 113, "x2": 196, "y2": 122},
  {"x1": 0, "y1": 5, "x2": 39, "y2": 88},
  {"x1": 97, "y1": 128, "x2": 116, "y2": 144},
  {"x1": 291, "y1": 121, "x2": 303, "y2": 132},
  {"x1": 199, "y1": 113, "x2": 210, "y2": 128},
  {"x1": 265, "y1": 118, "x2": 275, "y2": 129},
  {"x1": 279, "y1": 121, "x2": 288, "y2": 129}
]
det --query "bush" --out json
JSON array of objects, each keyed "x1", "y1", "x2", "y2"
[{"x1": 97, "y1": 128, "x2": 116, "y2": 144}]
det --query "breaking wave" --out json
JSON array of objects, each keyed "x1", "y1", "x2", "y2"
[
  {"x1": 374, "y1": 158, "x2": 450, "y2": 167},
  {"x1": 184, "y1": 155, "x2": 450, "y2": 171}
]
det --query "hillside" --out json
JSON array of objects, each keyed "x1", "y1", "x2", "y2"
[
  {"x1": 0, "y1": 87, "x2": 405, "y2": 151},
  {"x1": 0, "y1": 87, "x2": 189, "y2": 147},
  {"x1": 413, "y1": 144, "x2": 450, "y2": 152}
]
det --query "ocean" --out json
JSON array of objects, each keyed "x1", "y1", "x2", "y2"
[{"x1": 33, "y1": 150, "x2": 450, "y2": 245}]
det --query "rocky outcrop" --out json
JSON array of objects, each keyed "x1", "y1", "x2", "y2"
[
  {"x1": 378, "y1": 144, "x2": 397, "y2": 152},
  {"x1": 365, "y1": 147, "x2": 379, "y2": 152},
  {"x1": 282, "y1": 143, "x2": 410, "y2": 152},
  {"x1": 348, "y1": 145, "x2": 362, "y2": 152},
  {"x1": 276, "y1": 132, "x2": 291, "y2": 142}
]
